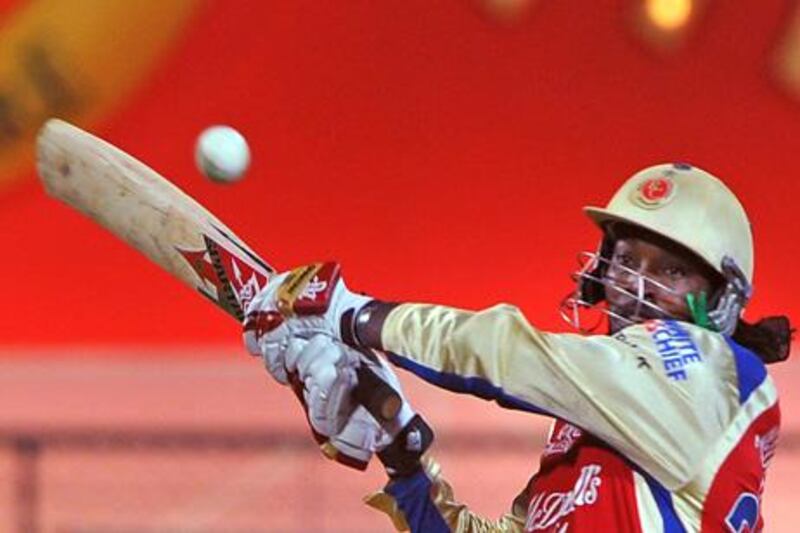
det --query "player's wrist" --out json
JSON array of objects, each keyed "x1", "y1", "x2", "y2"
[
  {"x1": 377, "y1": 414, "x2": 434, "y2": 478},
  {"x1": 347, "y1": 300, "x2": 400, "y2": 350}
]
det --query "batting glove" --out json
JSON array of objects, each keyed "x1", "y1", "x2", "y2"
[
  {"x1": 289, "y1": 335, "x2": 434, "y2": 477},
  {"x1": 242, "y1": 263, "x2": 371, "y2": 384}
]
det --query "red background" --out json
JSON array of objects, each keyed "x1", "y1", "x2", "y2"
[{"x1": 3, "y1": 0, "x2": 799, "y2": 348}]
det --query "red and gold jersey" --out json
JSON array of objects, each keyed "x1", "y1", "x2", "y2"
[{"x1": 366, "y1": 303, "x2": 780, "y2": 532}]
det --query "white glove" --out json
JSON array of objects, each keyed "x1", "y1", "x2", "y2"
[
  {"x1": 284, "y1": 334, "x2": 360, "y2": 436},
  {"x1": 315, "y1": 272, "x2": 373, "y2": 340},
  {"x1": 312, "y1": 341, "x2": 433, "y2": 478},
  {"x1": 324, "y1": 405, "x2": 394, "y2": 467},
  {"x1": 281, "y1": 333, "x2": 433, "y2": 476},
  {"x1": 242, "y1": 263, "x2": 371, "y2": 385},
  {"x1": 285, "y1": 334, "x2": 415, "y2": 437}
]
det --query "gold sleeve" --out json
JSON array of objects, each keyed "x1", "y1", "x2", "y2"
[
  {"x1": 364, "y1": 457, "x2": 526, "y2": 532},
  {"x1": 380, "y1": 303, "x2": 738, "y2": 489}
]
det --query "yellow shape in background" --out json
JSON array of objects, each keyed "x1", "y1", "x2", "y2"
[
  {"x1": 629, "y1": 0, "x2": 708, "y2": 54},
  {"x1": 0, "y1": 0, "x2": 202, "y2": 190},
  {"x1": 474, "y1": 0, "x2": 537, "y2": 25},
  {"x1": 645, "y1": 0, "x2": 693, "y2": 31},
  {"x1": 775, "y1": 5, "x2": 800, "y2": 99}
]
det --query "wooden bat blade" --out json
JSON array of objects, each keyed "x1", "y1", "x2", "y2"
[
  {"x1": 35, "y1": 118, "x2": 402, "y2": 425},
  {"x1": 36, "y1": 118, "x2": 272, "y2": 321}
]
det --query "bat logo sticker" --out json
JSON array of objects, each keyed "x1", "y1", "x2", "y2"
[{"x1": 176, "y1": 233, "x2": 270, "y2": 321}]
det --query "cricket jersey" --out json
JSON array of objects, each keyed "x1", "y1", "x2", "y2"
[{"x1": 364, "y1": 303, "x2": 780, "y2": 532}]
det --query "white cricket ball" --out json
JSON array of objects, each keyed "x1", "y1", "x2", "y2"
[{"x1": 195, "y1": 125, "x2": 251, "y2": 183}]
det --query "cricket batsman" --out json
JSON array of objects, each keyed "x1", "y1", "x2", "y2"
[{"x1": 244, "y1": 163, "x2": 792, "y2": 531}]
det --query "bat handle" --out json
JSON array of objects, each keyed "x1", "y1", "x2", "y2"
[{"x1": 353, "y1": 364, "x2": 403, "y2": 423}]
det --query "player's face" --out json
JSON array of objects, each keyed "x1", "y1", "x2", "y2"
[{"x1": 604, "y1": 237, "x2": 713, "y2": 333}]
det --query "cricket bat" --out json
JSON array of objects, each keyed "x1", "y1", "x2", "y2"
[{"x1": 36, "y1": 118, "x2": 400, "y2": 423}]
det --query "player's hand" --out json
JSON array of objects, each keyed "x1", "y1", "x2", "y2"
[
  {"x1": 242, "y1": 263, "x2": 372, "y2": 383},
  {"x1": 271, "y1": 335, "x2": 394, "y2": 472},
  {"x1": 253, "y1": 262, "x2": 371, "y2": 338},
  {"x1": 293, "y1": 335, "x2": 434, "y2": 477},
  {"x1": 284, "y1": 334, "x2": 360, "y2": 436}
]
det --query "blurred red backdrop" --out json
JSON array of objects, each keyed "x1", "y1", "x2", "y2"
[{"x1": 2, "y1": 0, "x2": 799, "y2": 349}]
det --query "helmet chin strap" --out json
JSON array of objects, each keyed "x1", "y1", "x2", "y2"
[{"x1": 686, "y1": 291, "x2": 715, "y2": 331}]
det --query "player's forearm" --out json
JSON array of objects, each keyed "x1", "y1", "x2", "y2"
[
  {"x1": 357, "y1": 301, "x2": 551, "y2": 411},
  {"x1": 355, "y1": 300, "x2": 508, "y2": 362}
]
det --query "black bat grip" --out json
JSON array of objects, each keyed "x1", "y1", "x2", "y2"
[{"x1": 353, "y1": 364, "x2": 402, "y2": 423}]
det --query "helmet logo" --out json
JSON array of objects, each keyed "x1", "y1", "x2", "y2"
[{"x1": 632, "y1": 176, "x2": 676, "y2": 208}]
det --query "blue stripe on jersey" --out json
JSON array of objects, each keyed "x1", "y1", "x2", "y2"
[
  {"x1": 642, "y1": 473, "x2": 687, "y2": 533},
  {"x1": 385, "y1": 469, "x2": 450, "y2": 533},
  {"x1": 724, "y1": 338, "x2": 767, "y2": 405},
  {"x1": 386, "y1": 351, "x2": 550, "y2": 415}
]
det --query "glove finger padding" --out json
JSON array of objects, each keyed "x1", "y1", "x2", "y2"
[
  {"x1": 310, "y1": 346, "x2": 435, "y2": 477},
  {"x1": 287, "y1": 334, "x2": 359, "y2": 437},
  {"x1": 287, "y1": 370, "x2": 378, "y2": 471},
  {"x1": 285, "y1": 334, "x2": 435, "y2": 475}
]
